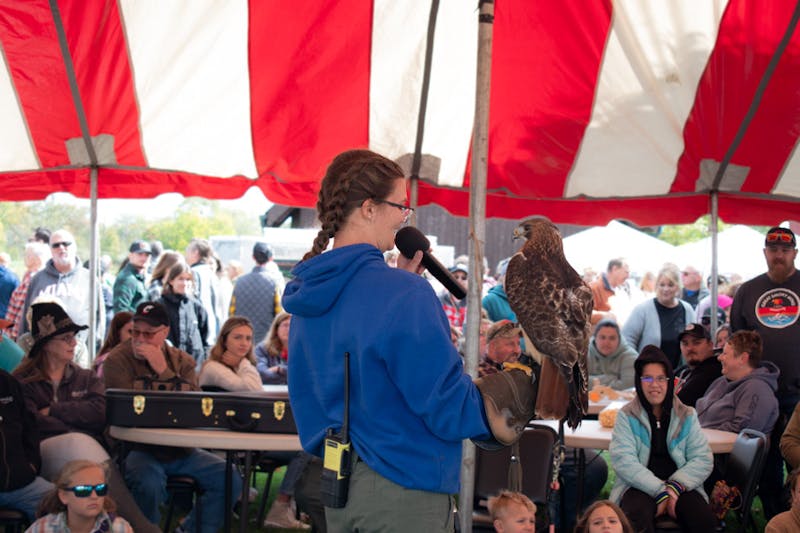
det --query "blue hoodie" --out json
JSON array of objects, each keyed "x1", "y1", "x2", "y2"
[{"x1": 283, "y1": 244, "x2": 490, "y2": 494}]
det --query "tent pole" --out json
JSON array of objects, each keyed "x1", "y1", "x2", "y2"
[
  {"x1": 89, "y1": 167, "x2": 99, "y2": 363},
  {"x1": 49, "y1": 0, "x2": 100, "y2": 363},
  {"x1": 408, "y1": 0, "x2": 440, "y2": 227},
  {"x1": 710, "y1": 192, "x2": 719, "y2": 337},
  {"x1": 460, "y1": 1, "x2": 494, "y2": 532}
]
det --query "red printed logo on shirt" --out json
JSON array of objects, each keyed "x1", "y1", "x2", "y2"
[{"x1": 755, "y1": 288, "x2": 800, "y2": 329}]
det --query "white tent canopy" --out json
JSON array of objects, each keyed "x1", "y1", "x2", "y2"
[
  {"x1": 674, "y1": 225, "x2": 767, "y2": 282},
  {"x1": 563, "y1": 221, "x2": 677, "y2": 277}
]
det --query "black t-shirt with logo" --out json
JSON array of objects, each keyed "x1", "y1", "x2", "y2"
[{"x1": 731, "y1": 271, "x2": 800, "y2": 407}]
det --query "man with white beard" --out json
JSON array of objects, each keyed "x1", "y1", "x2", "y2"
[{"x1": 18, "y1": 229, "x2": 105, "y2": 367}]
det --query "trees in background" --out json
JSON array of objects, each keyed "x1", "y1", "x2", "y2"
[{"x1": 0, "y1": 198, "x2": 260, "y2": 274}]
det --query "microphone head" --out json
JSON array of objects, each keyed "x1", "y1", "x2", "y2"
[{"x1": 395, "y1": 226, "x2": 430, "y2": 259}]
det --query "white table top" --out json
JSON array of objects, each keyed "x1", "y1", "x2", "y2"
[
  {"x1": 536, "y1": 419, "x2": 737, "y2": 454},
  {"x1": 109, "y1": 425, "x2": 302, "y2": 452}
]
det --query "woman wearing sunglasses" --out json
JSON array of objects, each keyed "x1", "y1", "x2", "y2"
[
  {"x1": 13, "y1": 298, "x2": 159, "y2": 533},
  {"x1": 25, "y1": 459, "x2": 132, "y2": 533},
  {"x1": 609, "y1": 345, "x2": 716, "y2": 532}
]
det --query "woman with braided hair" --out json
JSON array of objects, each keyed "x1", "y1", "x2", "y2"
[{"x1": 282, "y1": 149, "x2": 491, "y2": 532}]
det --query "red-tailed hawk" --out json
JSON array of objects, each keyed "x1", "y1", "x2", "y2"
[{"x1": 505, "y1": 217, "x2": 592, "y2": 429}]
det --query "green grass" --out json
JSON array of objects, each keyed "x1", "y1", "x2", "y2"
[{"x1": 598, "y1": 451, "x2": 768, "y2": 532}]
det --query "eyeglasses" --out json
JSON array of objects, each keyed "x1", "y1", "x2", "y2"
[
  {"x1": 131, "y1": 327, "x2": 165, "y2": 340},
  {"x1": 767, "y1": 232, "x2": 794, "y2": 244},
  {"x1": 453, "y1": 274, "x2": 468, "y2": 281},
  {"x1": 63, "y1": 483, "x2": 108, "y2": 498},
  {"x1": 379, "y1": 200, "x2": 415, "y2": 216},
  {"x1": 51, "y1": 241, "x2": 72, "y2": 249},
  {"x1": 640, "y1": 376, "x2": 669, "y2": 384}
]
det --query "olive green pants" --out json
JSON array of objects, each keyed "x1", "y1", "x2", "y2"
[{"x1": 325, "y1": 457, "x2": 455, "y2": 533}]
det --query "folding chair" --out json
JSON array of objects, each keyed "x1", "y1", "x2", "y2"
[
  {"x1": 472, "y1": 423, "x2": 558, "y2": 531},
  {"x1": 0, "y1": 508, "x2": 28, "y2": 533},
  {"x1": 724, "y1": 428, "x2": 768, "y2": 532}
]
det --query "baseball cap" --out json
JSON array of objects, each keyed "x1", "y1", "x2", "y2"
[
  {"x1": 133, "y1": 302, "x2": 169, "y2": 328},
  {"x1": 129, "y1": 240, "x2": 152, "y2": 254},
  {"x1": 253, "y1": 242, "x2": 273, "y2": 262},
  {"x1": 449, "y1": 264, "x2": 468, "y2": 276},
  {"x1": 765, "y1": 227, "x2": 796, "y2": 248},
  {"x1": 678, "y1": 323, "x2": 711, "y2": 342},
  {"x1": 486, "y1": 320, "x2": 521, "y2": 342}
]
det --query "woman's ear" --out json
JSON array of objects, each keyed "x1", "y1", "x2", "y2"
[
  {"x1": 359, "y1": 198, "x2": 377, "y2": 220},
  {"x1": 58, "y1": 489, "x2": 69, "y2": 506}
]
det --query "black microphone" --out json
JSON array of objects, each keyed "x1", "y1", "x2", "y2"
[{"x1": 395, "y1": 226, "x2": 467, "y2": 300}]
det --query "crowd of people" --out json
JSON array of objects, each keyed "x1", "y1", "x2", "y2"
[
  {"x1": 432, "y1": 224, "x2": 798, "y2": 532},
  {"x1": 0, "y1": 226, "x2": 313, "y2": 531},
  {"x1": 0, "y1": 149, "x2": 799, "y2": 532}
]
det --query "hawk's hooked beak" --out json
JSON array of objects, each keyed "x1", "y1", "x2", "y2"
[{"x1": 512, "y1": 226, "x2": 523, "y2": 240}]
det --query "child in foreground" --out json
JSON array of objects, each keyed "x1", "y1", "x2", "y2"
[
  {"x1": 488, "y1": 490, "x2": 536, "y2": 533},
  {"x1": 25, "y1": 460, "x2": 132, "y2": 533},
  {"x1": 574, "y1": 499, "x2": 634, "y2": 533}
]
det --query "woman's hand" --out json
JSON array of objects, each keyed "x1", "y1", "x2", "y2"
[
  {"x1": 656, "y1": 497, "x2": 669, "y2": 517},
  {"x1": 666, "y1": 493, "x2": 678, "y2": 518},
  {"x1": 221, "y1": 351, "x2": 240, "y2": 369},
  {"x1": 397, "y1": 250, "x2": 425, "y2": 275},
  {"x1": 268, "y1": 365, "x2": 286, "y2": 375}
]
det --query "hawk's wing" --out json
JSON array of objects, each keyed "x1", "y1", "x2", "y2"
[{"x1": 506, "y1": 245, "x2": 592, "y2": 428}]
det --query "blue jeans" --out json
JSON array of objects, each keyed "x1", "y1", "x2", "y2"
[
  {"x1": 124, "y1": 448, "x2": 242, "y2": 533},
  {"x1": 0, "y1": 476, "x2": 54, "y2": 522}
]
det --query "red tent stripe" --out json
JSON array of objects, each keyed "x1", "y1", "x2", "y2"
[
  {"x1": 0, "y1": 0, "x2": 80, "y2": 167},
  {"x1": 61, "y1": 0, "x2": 146, "y2": 166},
  {"x1": 480, "y1": 0, "x2": 613, "y2": 197},
  {"x1": 249, "y1": 0, "x2": 371, "y2": 184},
  {"x1": 675, "y1": 0, "x2": 800, "y2": 194}
]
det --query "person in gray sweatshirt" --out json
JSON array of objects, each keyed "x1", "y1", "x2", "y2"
[
  {"x1": 696, "y1": 330, "x2": 779, "y2": 435},
  {"x1": 588, "y1": 319, "x2": 638, "y2": 390}
]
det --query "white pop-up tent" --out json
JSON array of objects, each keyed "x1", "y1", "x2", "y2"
[
  {"x1": 563, "y1": 221, "x2": 677, "y2": 276},
  {"x1": 674, "y1": 225, "x2": 770, "y2": 281}
]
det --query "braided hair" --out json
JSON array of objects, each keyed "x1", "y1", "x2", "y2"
[{"x1": 304, "y1": 149, "x2": 404, "y2": 261}]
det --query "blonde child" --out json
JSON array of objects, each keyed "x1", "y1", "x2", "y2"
[
  {"x1": 487, "y1": 490, "x2": 536, "y2": 533},
  {"x1": 25, "y1": 460, "x2": 132, "y2": 533}
]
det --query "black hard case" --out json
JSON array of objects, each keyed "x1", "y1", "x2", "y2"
[{"x1": 106, "y1": 387, "x2": 297, "y2": 433}]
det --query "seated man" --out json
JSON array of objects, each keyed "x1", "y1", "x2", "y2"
[
  {"x1": 675, "y1": 323, "x2": 721, "y2": 407},
  {"x1": 696, "y1": 330, "x2": 779, "y2": 435},
  {"x1": 587, "y1": 319, "x2": 637, "y2": 390},
  {"x1": 103, "y1": 302, "x2": 241, "y2": 533},
  {"x1": 0, "y1": 368, "x2": 53, "y2": 521},
  {"x1": 478, "y1": 320, "x2": 521, "y2": 377}
]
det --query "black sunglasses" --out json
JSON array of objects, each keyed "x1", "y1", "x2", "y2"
[
  {"x1": 63, "y1": 483, "x2": 108, "y2": 497},
  {"x1": 50, "y1": 241, "x2": 72, "y2": 249}
]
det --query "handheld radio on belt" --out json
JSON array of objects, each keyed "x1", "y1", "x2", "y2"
[{"x1": 320, "y1": 351, "x2": 352, "y2": 508}]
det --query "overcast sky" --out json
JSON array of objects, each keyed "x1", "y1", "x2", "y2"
[{"x1": 48, "y1": 187, "x2": 272, "y2": 223}]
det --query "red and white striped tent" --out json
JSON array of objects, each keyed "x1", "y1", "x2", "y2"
[{"x1": 2, "y1": 0, "x2": 800, "y2": 225}]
